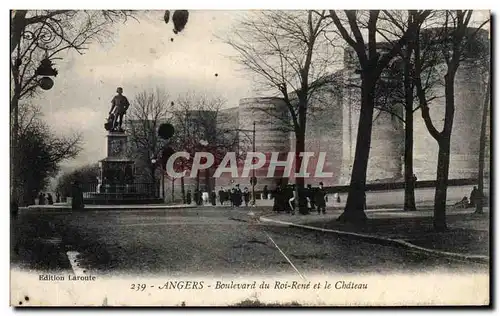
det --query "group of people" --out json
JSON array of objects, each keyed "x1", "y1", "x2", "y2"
[
  {"x1": 218, "y1": 185, "x2": 252, "y2": 207},
  {"x1": 37, "y1": 192, "x2": 59, "y2": 205},
  {"x1": 273, "y1": 182, "x2": 332, "y2": 215},
  {"x1": 186, "y1": 189, "x2": 210, "y2": 206},
  {"x1": 455, "y1": 186, "x2": 485, "y2": 209},
  {"x1": 185, "y1": 184, "x2": 253, "y2": 207}
]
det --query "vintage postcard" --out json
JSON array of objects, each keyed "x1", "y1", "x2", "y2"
[{"x1": 10, "y1": 9, "x2": 491, "y2": 307}]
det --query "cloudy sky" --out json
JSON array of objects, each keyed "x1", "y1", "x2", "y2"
[{"x1": 34, "y1": 10, "x2": 256, "y2": 170}]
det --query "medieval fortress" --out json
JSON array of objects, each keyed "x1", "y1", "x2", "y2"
[{"x1": 213, "y1": 28, "x2": 490, "y2": 191}]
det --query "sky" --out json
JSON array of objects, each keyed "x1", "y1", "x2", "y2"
[{"x1": 33, "y1": 10, "x2": 256, "y2": 170}]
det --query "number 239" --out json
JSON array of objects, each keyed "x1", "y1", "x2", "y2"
[{"x1": 130, "y1": 284, "x2": 146, "y2": 291}]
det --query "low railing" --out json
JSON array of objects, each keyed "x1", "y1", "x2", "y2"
[{"x1": 82, "y1": 182, "x2": 162, "y2": 200}]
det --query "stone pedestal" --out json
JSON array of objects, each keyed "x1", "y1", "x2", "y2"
[{"x1": 99, "y1": 131, "x2": 135, "y2": 186}]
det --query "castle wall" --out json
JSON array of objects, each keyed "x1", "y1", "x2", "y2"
[
  {"x1": 340, "y1": 47, "x2": 405, "y2": 184},
  {"x1": 289, "y1": 81, "x2": 344, "y2": 187},
  {"x1": 413, "y1": 28, "x2": 489, "y2": 181},
  {"x1": 236, "y1": 97, "x2": 291, "y2": 191}
]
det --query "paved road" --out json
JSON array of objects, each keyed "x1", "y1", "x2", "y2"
[{"x1": 11, "y1": 207, "x2": 487, "y2": 277}]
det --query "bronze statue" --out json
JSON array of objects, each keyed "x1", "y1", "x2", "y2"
[{"x1": 106, "y1": 87, "x2": 130, "y2": 132}]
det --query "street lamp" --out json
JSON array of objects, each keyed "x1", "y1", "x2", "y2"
[
  {"x1": 22, "y1": 19, "x2": 63, "y2": 91},
  {"x1": 35, "y1": 55, "x2": 58, "y2": 90},
  {"x1": 151, "y1": 158, "x2": 163, "y2": 201}
]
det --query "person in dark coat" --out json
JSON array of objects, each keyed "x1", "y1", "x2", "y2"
[
  {"x1": 315, "y1": 182, "x2": 327, "y2": 214},
  {"x1": 469, "y1": 186, "x2": 481, "y2": 208},
  {"x1": 306, "y1": 184, "x2": 316, "y2": 212},
  {"x1": 186, "y1": 190, "x2": 192, "y2": 205},
  {"x1": 234, "y1": 184, "x2": 243, "y2": 207},
  {"x1": 227, "y1": 188, "x2": 236, "y2": 207},
  {"x1": 263, "y1": 185, "x2": 269, "y2": 200},
  {"x1": 46, "y1": 193, "x2": 54, "y2": 205},
  {"x1": 196, "y1": 189, "x2": 203, "y2": 205},
  {"x1": 210, "y1": 191, "x2": 217, "y2": 206},
  {"x1": 218, "y1": 187, "x2": 225, "y2": 205},
  {"x1": 243, "y1": 187, "x2": 250, "y2": 207},
  {"x1": 55, "y1": 192, "x2": 61, "y2": 203},
  {"x1": 193, "y1": 190, "x2": 199, "y2": 206},
  {"x1": 272, "y1": 185, "x2": 283, "y2": 213},
  {"x1": 71, "y1": 181, "x2": 85, "y2": 210},
  {"x1": 38, "y1": 192, "x2": 46, "y2": 205}
]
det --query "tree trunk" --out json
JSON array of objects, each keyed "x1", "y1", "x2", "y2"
[
  {"x1": 337, "y1": 78, "x2": 374, "y2": 223},
  {"x1": 476, "y1": 72, "x2": 490, "y2": 214},
  {"x1": 181, "y1": 176, "x2": 186, "y2": 204},
  {"x1": 433, "y1": 72, "x2": 456, "y2": 232},
  {"x1": 434, "y1": 139, "x2": 450, "y2": 231},
  {"x1": 403, "y1": 96, "x2": 416, "y2": 212},
  {"x1": 10, "y1": 11, "x2": 28, "y2": 54},
  {"x1": 295, "y1": 130, "x2": 307, "y2": 215},
  {"x1": 11, "y1": 95, "x2": 21, "y2": 208},
  {"x1": 404, "y1": 60, "x2": 417, "y2": 211}
]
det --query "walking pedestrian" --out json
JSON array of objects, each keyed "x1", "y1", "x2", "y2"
[
  {"x1": 38, "y1": 192, "x2": 46, "y2": 205},
  {"x1": 193, "y1": 189, "x2": 199, "y2": 206},
  {"x1": 234, "y1": 184, "x2": 242, "y2": 207},
  {"x1": 469, "y1": 186, "x2": 481, "y2": 208},
  {"x1": 243, "y1": 187, "x2": 250, "y2": 207},
  {"x1": 272, "y1": 185, "x2": 283, "y2": 213},
  {"x1": 315, "y1": 182, "x2": 327, "y2": 214},
  {"x1": 263, "y1": 185, "x2": 269, "y2": 200},
  {"x1": 211, "y1": 191, "x2": 217, "y2": 206},
  {"x1": 71, "y1": 181, "x2": 85, "y2": 210},
  {"x1": 218, "y1": 187, "x2": 225, "y2": 205},
  {"x1": 228, "y1": 189, "x2": 233, "y2": 207},
  {"x1": 186, "y1": 190, "x2": 192, "y2": 205},
  {"x1": 46, "y1": 193, "x2": 54, "y2": 205},
  {"x1": 306, "y1": 184, "x2": 316, "y2": 212}
]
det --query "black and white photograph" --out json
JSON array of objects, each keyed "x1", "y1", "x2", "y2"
[{"x1": 8, "y1": 8, "x2": 491, "y2": 306}]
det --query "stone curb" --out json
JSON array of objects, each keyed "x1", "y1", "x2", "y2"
[{"x1": 259, "y1": 217, "x2": 489, "y2": 265}]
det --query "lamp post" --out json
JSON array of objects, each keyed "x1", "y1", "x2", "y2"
[
  {"x1": 12, "y1": 20, "x2": 62, "y2": 211},
  {"x1": 251, "y1": 121, "x2": 256, "y2": 206},
  {"x1": 151, "y1": 158, "x2": 165, "y2": 201},
  {"x1": 224, "y1": 121, "x2": 257, "y2": 206}
]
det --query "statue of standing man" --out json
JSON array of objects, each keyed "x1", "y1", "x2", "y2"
[{"x1": 108, "y1": 87, "x2": 130, "y2": 132}]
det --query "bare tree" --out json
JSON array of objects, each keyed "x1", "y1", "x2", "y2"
[
  {"x1": 127, "y1": 88, "x2": 171, "y2": 186},
  {"x1": 476, "y1": 69, "x2": 490, "y2": 214},
  {"x1": 225, "y1": 10, "x2": 336, "y2": 214},
  {"x1": 327, "y1": 10, "x2": 431, "y2": 223},
  {"x1": 10, "y1": 10, "x2": 138, "y2": 209},
  {"x1": 10, "y1": 10, "x2": 136, "y2": 54},
  {"x1": 366, "y1": 10, "x2": 441, "y2": 212},
  {"x1": 170, "y1": 93, "x2": 239, "y2": 201},
  {"x1": 16, "y1": 103, "x2": 83, "y2": 205},
  {"x1": 413, "y1": 10, "x2": 489, "y2": 230}
]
